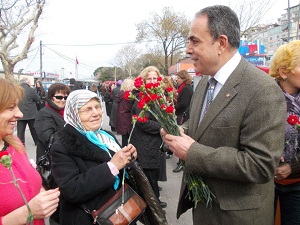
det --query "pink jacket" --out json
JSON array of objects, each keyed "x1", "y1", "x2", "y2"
[{"x1": 0, "y1": 145, "x2": 44, "y2": 225}]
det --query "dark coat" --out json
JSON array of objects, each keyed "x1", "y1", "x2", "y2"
[
  {"x1": 18, "y1": 83, "x2": 40, "y2": 120},
  {"x1": 130, "y1": 95, "x2": 162, "y2": 169},
  {"x1": 109, "y1": 86, "x2": 121, "y2": 128},
  {"x1": 103, "y1": 90, "x2": 113, "y2": 116},
  {"x1": 50, "y1": 124, "x2": 122, "y2": 225},
  {"x1": 177, "y1": 58, "x2": 286, "y2": 225},
  {"x1": 175, "y1": 84, "x2": 193, "y2": 124},
  {"x1": 115, "y1": 90, "x2": 134, "y2": 135},
  {"x1": 34, "y1": 102, "x2": 65, "y2": 161}
]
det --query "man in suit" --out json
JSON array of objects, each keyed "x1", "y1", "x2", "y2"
[
  {"x1": 17, "y1": 78, "x2": 40, "y2": 145},
  {"x1": 161, "y1": 5, "x2": 286, "y2": 225}
]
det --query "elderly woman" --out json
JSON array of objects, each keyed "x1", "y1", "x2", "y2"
[
  {"x1": 50, "y1": 89, "x2": 137, "y2": 225},
  {"x1": 270, "y1": 40, "x2": 300, "y2": 225},
  {"x1": 0, "y1": 78, "x2": 60, "y2": 225}
]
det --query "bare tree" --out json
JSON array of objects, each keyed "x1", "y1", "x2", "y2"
[
  {"x1": 230, "y1": 0, "x2": 276, "y2": 37},
  {"x1": 113, "y1": 44, "x2": 141, "y2": 77},
  {"x1": 0, "y1": 0, "x2": 44, "y2": 79},
  {"x1": 136, "y1": 7, "x2": 190, "y2": 75}
]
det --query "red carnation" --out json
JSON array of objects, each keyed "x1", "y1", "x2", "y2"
[
  {"x1": 134, "y1": 77, "x2": 144, "y2": 88},
  {"x1": 149, "y1": 94, "x2": 158, "y2": 101},
  {"x1": 166, "y1": 105, "x2": 175, "y2": 113},
  {"x1": 287, "y1": 115, "x2": 299, "y2": 125},
  {"x1": 137, "y1": 99, "x2": 146, "y2": 109},
  {"x1": 0, "y1": 150, "x2": 9, "y2": 159},
  {"x1": 124, "y1": 91, "x2": 131, "y2": 100},
  {"x1": 137, "y1": 116, "x2": 148, "y2": 123},
  {"x1": 166, "y1": 87, "x2": 173, "y2": 92},
  {"x1": 145, "y1": 83, "x2": 154, "y2": 89}
]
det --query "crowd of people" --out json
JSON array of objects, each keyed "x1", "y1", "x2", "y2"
[{"x1": 2, "y1": 4, "x2": 300, "y2": 225}]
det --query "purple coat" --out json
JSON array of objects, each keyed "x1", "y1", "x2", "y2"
[{"x1": 115, "y1": 90, "x2": 134, "y2": 135}]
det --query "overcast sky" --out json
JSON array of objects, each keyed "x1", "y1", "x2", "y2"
[{"x1": 13, "y1": 0, "x2": 299, "y2": 79}]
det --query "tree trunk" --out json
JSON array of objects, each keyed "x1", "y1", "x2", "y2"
[{"x1": 2, "y1": 60, "x2": 15, "y2": 80}]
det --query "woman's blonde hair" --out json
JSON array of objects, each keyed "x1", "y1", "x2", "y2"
[
  {"x1": 139, "y1": 66, "x2": 162, "y2": 83},
  {"x1": 269, "y1": 40, "x2": 300, "y2": 81},
  {"x1": 162, "y1": 76, "x2": 176, "y2": 89},
  {"x1": 176, "y1": 70, "x2": 192, "y2": 85},
  {"x1": 121, "y1": 78, "x2": 134, "y2": 91},
  {"x1": 0, "y1": 78, "x2": 25, "y2": 152}
]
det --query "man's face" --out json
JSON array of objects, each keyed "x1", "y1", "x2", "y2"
[{"x1": 186, "y1": 15, "x2": 221, "y2": 75}]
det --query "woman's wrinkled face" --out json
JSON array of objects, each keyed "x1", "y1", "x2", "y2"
[
  {"x1": 146, "y1": 71, "x2": 159, "y2": 84},
  {"x1": 52, "y1": 91, "x2": 68, "y2": 109},
  {"x1": 0, "y1": 99, "x2": 23, "y2": 139},
  {"x1": 79, "y1": 99, "x2": 102, "y2": 132}
]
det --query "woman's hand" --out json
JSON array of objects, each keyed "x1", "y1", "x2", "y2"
[
  {"x1": 28, "y1": 188, "x2": 60, "y2": 219},
  {"x1": 110, "y1": 144, "x2": 137, "y2": 170},
  {"x1": 275, "y1": 163, "x2": 292, "y2": 180}
]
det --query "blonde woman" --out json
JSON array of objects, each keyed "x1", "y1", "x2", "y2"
[
  {"x1": 0, "y1": 78, "x2": 60, "y2": 225},
  {"x1": 269, "y1": 40, "x2": 300, "y2": 225},
  {"x1": 130, "y1": 66, "x2": 167, "y2": 209}
]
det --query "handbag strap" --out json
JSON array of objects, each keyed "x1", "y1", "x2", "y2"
[{"x1": 46, "y1": 134, "x2": 54, "y2": 154}]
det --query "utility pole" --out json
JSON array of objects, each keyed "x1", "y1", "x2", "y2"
[
  {"x1": 297, "y1": 1, "x2": 300, "y2": 40},
  {"x1": 288, "y1": 0, "x2": 291, "y2": 42},
  {"x1": 40, "y1": 40, "x2": 43, "y2": 78}
]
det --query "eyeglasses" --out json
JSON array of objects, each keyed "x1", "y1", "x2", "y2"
[
  {"x1": 78, "y1": 104, "x2": 101, "y2": 114},
  {"x1": 54, "y1": 96, "x2": 68, "y2": 100}
]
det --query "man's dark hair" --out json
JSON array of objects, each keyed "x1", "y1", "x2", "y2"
[{"x1": 196, "y1": 5, "x2": 240, "y2": 49}]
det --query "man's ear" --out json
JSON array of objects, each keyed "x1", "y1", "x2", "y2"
[{"x1": 218, "y1": 35, "x2": 228, "y2": 54}]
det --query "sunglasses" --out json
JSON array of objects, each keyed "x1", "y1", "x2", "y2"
[{"x1": 54, "y1": 95, "x2": 68, "y2": 100}]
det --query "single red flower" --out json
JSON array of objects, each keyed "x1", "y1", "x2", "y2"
[
  {"x1": 166, "y1": 105, "x2": 175, "y2": 114},
  {"x1": 149, "y1": 94, "x2": 158, "y2": 101},
  {"x1": 134, "y1": 77, "x2": 144, "y2": 88},
  {"x1": 0, "y1": 150, "x2": 9, "y2": 159},
  {"x1": 137, "y1": 99, "x2": 146, "y2": 109},
  {"x1": 124, "y1": 91, "x2": 131, "y2": 100},
  {"x1": 157, "y1": 77, "x2": 162, "y2": 82},
  {"x1": 287, "y1": 115, "x2": 299, "y2": 125},
  {"x1": 153, "y1": 82, "x2": 160, "y2": 88},
  {"x1": 145, "y1": 83, "x2": 154, "y2": 89},
  {"x1": 160, "y1": 104, "x2": 166, "y2": 110},
  {"x1": 137, "y1": 116, "x2": 148, "y2": 123},
  {"x1": 166, "y1": 87, "x2": 173, "y2": 92}
]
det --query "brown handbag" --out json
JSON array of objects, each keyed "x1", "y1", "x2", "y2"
[{"x1": 82, "y1": 183, "x2": 147, "y2": 225}]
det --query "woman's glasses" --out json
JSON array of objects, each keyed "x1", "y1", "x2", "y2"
[
  {"x1": 54, "y1": 95, "x2": 68, "y2": 100},
  {"x1": 79, "y1": 104, "x2": 101, "y2": 115}
]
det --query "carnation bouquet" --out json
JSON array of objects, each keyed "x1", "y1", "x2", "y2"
[
  {"x1": 125, "y1": 76, "x2": 215, "y2": 208},
  {"x1": 0, "y1": 149, "x2": 34, "y2": 225}
]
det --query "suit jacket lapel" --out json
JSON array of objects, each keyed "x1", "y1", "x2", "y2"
[{"x1": 191, "y1": 58, "x2": 247, "y2": 141}]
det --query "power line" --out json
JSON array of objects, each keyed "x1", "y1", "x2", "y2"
[
  {"x1": 43, "y1": 45, "x2": 96, "y2": 71},
  {"x1": 43, "y1": 40, "x2": 157, "y2": 47}
]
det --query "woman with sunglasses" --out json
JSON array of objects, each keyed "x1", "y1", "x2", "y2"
[{"x1": 34, "y1": 83, "x2": 70, "y2": 224}]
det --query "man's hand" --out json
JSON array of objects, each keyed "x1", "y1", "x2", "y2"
[{"x1": 161, "y1": 128, "x2": 195, "y2": 161}]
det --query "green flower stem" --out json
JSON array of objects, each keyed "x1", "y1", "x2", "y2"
[
  {"x1": 127, "y1": 121, "x2": 136, "y2": 145},
  {"x1": 9, "y1": 168, "x2": 34, "y2": 225}
]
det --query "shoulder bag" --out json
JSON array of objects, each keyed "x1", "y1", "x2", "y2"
[
  {"x1": 81, "y1": 171, "x2": 147, "y2": 225},
  {"x1": 36, "y1": 134, "x2": 56, "y2": 190}
]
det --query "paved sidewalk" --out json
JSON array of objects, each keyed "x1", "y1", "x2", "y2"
[{"x1": 24, "y1": 107, "x2": 192, "y2": 225}]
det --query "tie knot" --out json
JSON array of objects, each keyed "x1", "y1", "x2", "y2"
[{"x1": 208, "y1": 77, "x2": 217, "y2": 86}]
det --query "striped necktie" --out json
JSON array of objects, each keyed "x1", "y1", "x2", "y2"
[{"x1": 203, "y1": 77, "x2": 217, "y2": 114}]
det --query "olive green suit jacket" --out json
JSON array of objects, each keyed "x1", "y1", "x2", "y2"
[{"x1": 177, "y1": 58, "x2": 286, "y2": 225}]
